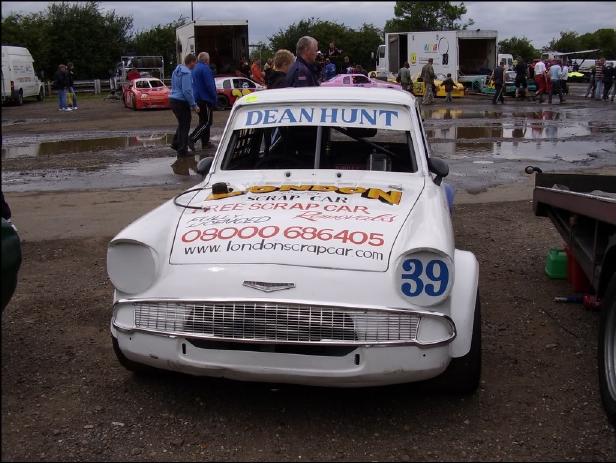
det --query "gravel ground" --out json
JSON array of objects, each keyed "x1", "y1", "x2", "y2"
[{"x1": 1, "y1": 199, "x2": 615, "y2": 461}]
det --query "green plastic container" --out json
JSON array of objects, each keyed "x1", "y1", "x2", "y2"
[{"x1": 545, "y1": 248, "x2": 568, "y2": 279}]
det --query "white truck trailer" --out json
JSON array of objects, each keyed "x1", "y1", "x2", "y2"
[
  {"x1": 377, "y1": 30, "x2": 497, "y2": 88},
  {"x1": 176, "y1": 20, "x2": 249, "y2": 75}
]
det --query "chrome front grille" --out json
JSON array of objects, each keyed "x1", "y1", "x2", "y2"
[{"x1": 130, "y1": 301, "x2": 435, "y2": 346}]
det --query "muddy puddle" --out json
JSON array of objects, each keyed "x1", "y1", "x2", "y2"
[
  {"x1": 1, "y1": 133, "x2": 175, "y2": 159},
  {"x1": 431, "y1": 140, "x2": 614, "y2": 162}
]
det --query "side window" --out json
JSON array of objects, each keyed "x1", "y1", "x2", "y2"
[
  {"x1": 223, "y1": 79, "x2": 232, "y2": 90},
  {"x1": 149, "y1": 79, "x2": 164, "y2": 88},
  {"x1": 343, "y1": 76, "x2": 351, "y2": 85},
  {"x1": 241, "y1": 79, "x2": 256, "y2": 89},
  {"x1": 352, "y1": 75, "x2": 370, "y2": 84}
]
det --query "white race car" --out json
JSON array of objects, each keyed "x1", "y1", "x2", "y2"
[{"x1": 107, "y1": 87, "x2": 481, "y2": 391}]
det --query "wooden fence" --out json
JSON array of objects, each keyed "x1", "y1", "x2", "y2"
[{"x1": 44, "y1": 78, "x2": 172, "y2": 96}]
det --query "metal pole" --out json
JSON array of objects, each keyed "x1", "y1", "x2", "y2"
[{"x1": 191, "y1": 1, "x2": 194, "y2": 21}]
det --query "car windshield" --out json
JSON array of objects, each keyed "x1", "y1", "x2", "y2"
[
  {"x1": 149, "y1": 79, "x2": 164, "y2": 88},
  {"x1": 221, "y1": 104, "x2": 418, "y2": 173}
]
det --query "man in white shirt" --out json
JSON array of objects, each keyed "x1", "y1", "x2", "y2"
[
  {"x1": 534, "y1": 59, "x2": 547, "y2": 103},
  {"x1": 560, "y1": 60, "x2": 570, "y2": 96}
]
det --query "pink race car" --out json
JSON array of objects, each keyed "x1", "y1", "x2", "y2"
[{"x1": 321, "y1": 73, "x2": 402, "y2": 90}]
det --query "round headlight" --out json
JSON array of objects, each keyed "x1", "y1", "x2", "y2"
[
  {"x1": 107, "y1": 242, "x2": 157, "y2": 294},
  {"x1": 396, "y1": 250, "x2": 454, "y2": 307}
]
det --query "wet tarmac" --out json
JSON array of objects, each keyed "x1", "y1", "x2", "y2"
[
  {"x1": 2, "y1": 99, "x2": 615, "y2": 195},
  {"x1": 1, "y1": 133, "x2": 175, "y2": 159}
]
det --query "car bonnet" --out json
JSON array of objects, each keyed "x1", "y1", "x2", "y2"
[{"x1": 168, "y1": 177, "x2": 425, "y2": 272}]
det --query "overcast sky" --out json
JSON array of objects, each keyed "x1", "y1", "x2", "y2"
[{"x1": 2, "y1": 1, "x2": 615, "y2": 49}]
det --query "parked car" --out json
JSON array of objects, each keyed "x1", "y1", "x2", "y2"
[
  {"x1": 215, "y1": 76, "x2": 264, "y2": 110},
  {"x1": 122, "y1": 77, "x2": 170, "y2": 110},
  {"x1": 107, "y1": 87, "x2": 481, "y2": 391},
  {"x1": 1, "y1": 45, "x2": 45, "y2": 105},
  {"x1": 321, "y1": 73, "x2": 402, "y2": 90}
]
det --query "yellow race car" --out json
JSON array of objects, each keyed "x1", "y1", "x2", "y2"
[{"x1": 412, "y1": 79, "x2": 465, "y2": 98}]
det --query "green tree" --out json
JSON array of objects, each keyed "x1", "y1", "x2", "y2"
[
  {"x1": 498, "y1": 36, "x2": 539, "y2": 63},
  {"x1": 547, "y1": 31, "x2": 580, "y2": 52},
  {"x1": 385, "y1": 1, "x2": 474, "y2": 33},
  {"x1": 545, "y1": 28, "x2": 616, "y2": 59},
  {"x1": 1, "y1": 1, "x2": 133, "y2": 79},
  {"x1": 268, "y1": 18, "x2": 383, "y2": 71},
  {"x1": 131, "y1": 17, "x2": 187, "y2": 78}
]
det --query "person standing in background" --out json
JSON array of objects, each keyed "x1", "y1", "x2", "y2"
[
  {"x1": 67, "y1": 62, "x2": 78, "y2": 110},
  {"x1": 398, "y1": 62, "x2": 412, "y2": 93},
  {"x1": 323, "y1": 58, "x2": 337, "y2": 81},
  {"x1": 533, "y1": 58, "x2": 547, "y2": 103},
  {"x1": 251, "y1": 59, "x2": 265, "y2": 85},
  {"x1": 560, "y1": 59, "x2": 570, "y2": 96},
  {"x1": 285, "y1": 36, "x2": 320, "y2": 88},
  {"x1": 189, "y1": 52, "x2": 217, "y2": 151},
  {"x1": 266, "y1": 49, "x2": 295, "y2": 89},
  {"x1": 514, "y1": 57, "x2": 528, "y2": 99},
  {"x1": 53, "y1": 64, "x2": 69, "y2": 111},
  {"x1": 421, "y1": 58, "x2": 436, "y2": 105},
  {"x1": 169, "y1": 54, "x2": 199, "y2": 175},
  {"x1": 548, "y1": 60, "x2": 564, "y2": 104},
  {"x1": 595, "y1": 57, "x2": 605, "y2": 100},
  {"x1": 491, "y1": 61, "x2": 506, "y2": 104},
  {"x1": 584, "y1": 65, "x2": 597, "y2": 98},
  {"x1": 602, "y1": 63, "x2": 614, "y2": 101},
  {"x1": 441, "y1": 73, "x2": 455, "y2": 103}
]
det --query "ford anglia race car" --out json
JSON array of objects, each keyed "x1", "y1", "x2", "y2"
[{"x1": 107, "y1": 87, "x2": 481, "y2": 391}]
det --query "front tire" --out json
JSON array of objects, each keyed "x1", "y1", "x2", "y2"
[
  {"x1": 599, "y1": 274, "x2": 616, "y2": 426},
  {"x1": 131, "y1": 94, "x2": 137, "y2": 111},
  {"x1": 429, "y1": 292, "x2": 481, "y2": 394}
]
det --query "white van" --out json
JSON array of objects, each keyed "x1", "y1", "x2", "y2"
[{"x1": 1, "y1": 45, "x2": 44, "y2": 105}]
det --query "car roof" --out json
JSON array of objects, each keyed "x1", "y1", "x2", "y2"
[
  {"x1": 235, "y1": 86, "x2": 415, "y2": 108},
  {"x1": 135, "y1": 77, "x2": 162, "y2": 82}
]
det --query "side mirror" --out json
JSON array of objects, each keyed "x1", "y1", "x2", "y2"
[
  {"x1": 427, "y1": 157, "x2": 449, "y2": 186},
  {"x1": 196, "y1": 157, "x2": 214, "y2": 177}
]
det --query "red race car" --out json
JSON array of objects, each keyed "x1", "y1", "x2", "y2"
[
  {"x1": 214, "y1": 76, "x2": 265, "y2": 110},
  {"x1": 123, "y1": 77, "x2": 171, "y2": 110}
]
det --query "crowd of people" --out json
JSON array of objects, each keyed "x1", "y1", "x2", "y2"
[
  {"x1": 235, "y1": 39, "x2": 373, "y2": 88},
  {"x1": 52, "y1": 63, "x2": 78, "y2": 111},
  {"x1": 134, "y1": 35, "x2": 616, "y2": 175}
]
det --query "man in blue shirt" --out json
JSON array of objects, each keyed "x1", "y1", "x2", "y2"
[
  {"x1": 548, "y1": 60, "x2": 564, "y2": 104},
  {"x1": 169, "y1": 53, "x2": 199, "y2": 173},
  {"x1": 190, "y1": 52, "x2": 218, "y2": 149}
]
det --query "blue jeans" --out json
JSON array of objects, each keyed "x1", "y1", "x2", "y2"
[
  {"x1": 595, "y1": 79, "x2": 604, "y2": 99},
  {"x1": 57, "y1": 88, "x2": 67, "y2": 109}
]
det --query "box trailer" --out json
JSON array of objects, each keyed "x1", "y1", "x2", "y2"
[
  {"x1": 176, "y1": 20, "x2": 249, "y2": 75},
  {"x1": 377, "y1": 30, "x2": 497, "y2": 87}
]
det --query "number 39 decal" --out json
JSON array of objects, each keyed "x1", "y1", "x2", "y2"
[{"x1": 399, "y1": 253, "x2": 452, "y2": 306}]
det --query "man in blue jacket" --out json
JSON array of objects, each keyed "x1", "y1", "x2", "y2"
[
  {"x1": 169, "y1": 54, "x2": 199, "y2": 173},
  {"x1": 286, "y1": 36, "x2": 320, "y2": 88},
  {"x1": 189, "y1": 52, "x2": 217, "y2": 149}
]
